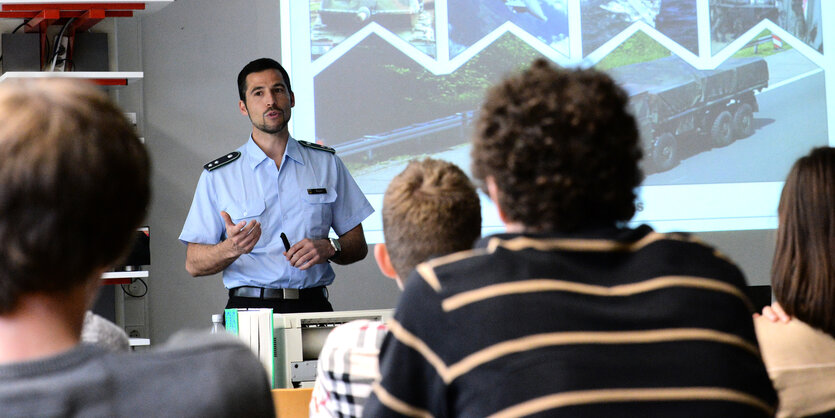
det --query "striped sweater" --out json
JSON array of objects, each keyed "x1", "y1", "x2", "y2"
[{"x1": 364, "y1": 225, "x2": 777, "y2": 417}]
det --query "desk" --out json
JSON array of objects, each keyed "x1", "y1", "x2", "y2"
[{"x1": 272, "y1": 388, "x2": 313, "y2": 417}]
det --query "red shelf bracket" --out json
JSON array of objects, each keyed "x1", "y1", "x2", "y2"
[
  {"x1": 1, "y1": 3, "x2": 145, "y2": 12},
  {"x1": 70, "y1": 8, "x2": 105, "y2": 32},
  {"x1": 0, "y1": 3, "x2": 150, "y2": 72}
]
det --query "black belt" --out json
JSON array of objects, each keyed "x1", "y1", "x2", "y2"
[{"x1": 229, "y1": 286, "x2": 327, "y2": 300}]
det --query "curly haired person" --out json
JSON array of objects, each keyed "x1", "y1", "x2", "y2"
[{"x1": 365, "y1": 59, "x2": 777, "y2": 417}]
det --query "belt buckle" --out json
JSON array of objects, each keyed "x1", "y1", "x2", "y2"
[{"x1": 282, "y1": 288, "x2": 299, "y2": 300}]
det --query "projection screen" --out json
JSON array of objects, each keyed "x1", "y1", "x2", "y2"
[{"x1": 279, "y1": 0, "x2": 833, "y2": 243}]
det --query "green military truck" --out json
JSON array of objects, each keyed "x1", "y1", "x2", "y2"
[
  {"x1": 609, "y1": 56, "x2": 769, "y2": 172},
  {"x1": 318, "y1": 0, "x2": 423, "y2": 28}
]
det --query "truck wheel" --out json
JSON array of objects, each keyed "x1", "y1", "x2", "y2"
[
  {"x1": 732, "y1": 103, "x2": 754, "y2": 138},
  {"x1": 652, "y1": 133, "x2": 678, "y2": 172},
  {"x1": 711, "y1": 111, "x2": 733, "y2": 147}
]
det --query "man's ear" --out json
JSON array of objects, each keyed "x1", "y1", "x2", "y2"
[
  {"x1": 486, "y1": 176, "x2": 510, "y2": 225},
  {"x1": 374, "y1": 243, "x2": 399, "y2": 280},
  {"x1": 239, "y1": 99, "x2": 248, "y2": 116},
  {"x1": 290, "y1": 91, "x2": 295, "y2": 108}
]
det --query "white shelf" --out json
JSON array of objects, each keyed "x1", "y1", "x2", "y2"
[
  {"x1": 101, "y1": 271, "x2": 149, "y2": 280},
  {"x1": 0, "y1": 71, "x2": 143, "y2": 84},
  {"x1": 0, "y1": 1, "x2": 173, "y2": 13}
]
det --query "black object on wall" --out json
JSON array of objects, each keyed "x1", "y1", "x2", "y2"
[
  {"x1": 115, "y1": 229, "x2": 151, "y2": 270},
  {"x1": 72, "y1": 32, "x2": 109, "y2": 71},
  {"x1": 1, "y1": 33, "x2": 40, "y2": 72}
]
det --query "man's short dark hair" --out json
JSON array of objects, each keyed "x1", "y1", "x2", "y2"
[
  {"x1": 383, "y1": 158, "x2": 481, "y2": 279},
  {"x1": 0, "y1": 79, "x2": 150, "y2": 314},
  {"x1": 237, "y1": 58, "x2": 292, "y2": 101},
  {"x1": 471, "y1": 58, "x2": 642, "y2": 232}
]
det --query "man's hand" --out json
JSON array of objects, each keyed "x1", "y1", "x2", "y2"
[
  {"x1": 221, "y1": 210, "x2": 261, "y2": 256},
  {"x1": 754, "y1": 301, "x2": 791, "y2": 323},
  {"x1": 285, "y1": 238, "x2": 334, "y2": 270},
  {"x1": 184, "y1": 211, "x2": 262, "y2": 277}
]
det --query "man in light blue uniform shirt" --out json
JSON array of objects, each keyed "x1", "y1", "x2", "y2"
[{"x1": 180, "y1": 58, "x2": 374, "y2": 313}]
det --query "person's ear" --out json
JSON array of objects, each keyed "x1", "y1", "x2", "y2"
[
  {"x1": 289, "y1": 91, "x2": 295, "y2": 108},
  {"x1": 374, "y1": 243, "x2": 400, "y2": 281},
  {"x1": 239, "y1": 99, "x2": 248, "y2": 116},
  {"x1": 486, "y1": 176, "x2": 510, "y2": 225}
]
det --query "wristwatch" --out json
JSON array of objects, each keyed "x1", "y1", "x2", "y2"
[{"x1": 329, "y1": 238, "x2": 342, "y2": 259}]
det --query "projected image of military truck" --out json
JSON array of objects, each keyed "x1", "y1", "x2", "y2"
[
  {"x1": 609, "y1": 55, "x2": 769, "y2": 173},
  {"x1": 311, "y1": 0, "x2": 435, "y2": 58}
]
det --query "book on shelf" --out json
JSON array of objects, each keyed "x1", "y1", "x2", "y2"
[{"x1": 223, "y1": 308, "x2": 275, "y2": 388}]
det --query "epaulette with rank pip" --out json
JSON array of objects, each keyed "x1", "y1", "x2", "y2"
[
  {"x1": 298, "y1": 140, "x2": 336, "y2": 154},
  {"x1": 204, "y1": 151, "x2": 241, "y2": 171}
]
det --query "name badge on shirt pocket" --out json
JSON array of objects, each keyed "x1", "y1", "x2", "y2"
[
  {"x1": 307, "y1": 188, "x2": 327, "y2": 195},
  {"x1": 303, "y1": 188, "x2": 337, "y2": 237}
]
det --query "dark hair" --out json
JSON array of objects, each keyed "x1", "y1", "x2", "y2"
[
  {"x1": 772, "y1": 147, "x2": 835, "y2": 337},
  {"x1": 383, "y1": 158, "x2": 481, "y2": 279},
  {"x1": 471, "y1": 58, "x2": 642, "y2": 232},
  {"x1": 0, "y1": 79, "x2": 150, "y2": 314},
  {"x1": 237, "y1": 58, "x2": 292, "y2": 101}
]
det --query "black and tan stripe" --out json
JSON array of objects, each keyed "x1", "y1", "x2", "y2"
[
  {"x1": 388, "y1": 320, "x2": 761, "y2": 384},
  {"x1": 485, "y1": 231, "x2": 673, "y2": 253},
  {"x1": 487, "y1": 387, "x2": 776, "y2": 418},
  {"x1": 417, "y1": 232, "x2": 737, "y2": 294},
  {"x1": 371, "y1": 382, "x2": 433, "y2": 418},
  {"x1": 441, "y1": 276, "x2": 754, "y2": 312}
]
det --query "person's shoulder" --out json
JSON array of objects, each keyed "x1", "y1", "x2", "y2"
[
  {"x1": 87, "y1": 332, "x2": 272, "y2": 416},
  {"x1": 754, "y1": 316, "x2": 835, "y2": 370},
  {"x1": 81, "y1": 311, "x2": 130, "y2": 352},
  {"x1": 422, "y1": 247, "x2": 491, "y2": 270},
  {"x1": 297, "y1": 140, "x2": 336, "y2": 154},
  {"x1": 154, "y1": 332, "x2": 273, "y2": 401},
  {"x1": 755, "y1": 316, "x2": 829, "y2": 342},
  {"x1": 647, "y1": 229, "x2": 715, "y2": 251},
  {"x1": 404, "y1": 247, "x2": 491, "y2": 295},
  {"x1": 203, "y1": 150, "x2": 242, "y2": 172},
  {"x1": 159, "y1": 330, "x2": 254, "y2": 354},
  {"x1": 754, "y1": 315, "x2": 785, "y2": 338},
  {"x1": 328, "y1": 319, "x2": 387, "y2": 342},
  {"x1": 321, "y1": 319, "x2": 387, "y2": 354},
  {"x1": 140, "y1": 330, "x2": 264, "y2": 372},
  {"x1": 641, "y1": 228, "x2": 739, "y2": 265}
]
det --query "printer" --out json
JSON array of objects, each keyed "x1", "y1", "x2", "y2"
[{"x1": 273, "y1": 309, "x2": 394, "y2": 388}]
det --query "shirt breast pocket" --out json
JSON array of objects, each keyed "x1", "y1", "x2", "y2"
[
  {"x1": 303, "y1": 190, "x2": 336, "y2": 238},
  {"x1": 225, "y1": 199, "x2": 266, "y2": 223}
]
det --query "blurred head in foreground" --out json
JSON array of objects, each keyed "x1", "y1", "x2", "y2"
[{"x1": 0, "y1": 79, "x2": 150, "y2": 316}]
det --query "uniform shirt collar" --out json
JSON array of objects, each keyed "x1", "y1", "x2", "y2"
[
  {"x1": 244, "y1": 135, "x2": 305, "y2": 170},
  {"x1": 284, "y1": 136, "x2": 305, "y2": 165}
]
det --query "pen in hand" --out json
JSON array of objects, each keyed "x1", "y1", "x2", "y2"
[{"x1": 280, "y1": 232, "x2": 291, "y2": 252}]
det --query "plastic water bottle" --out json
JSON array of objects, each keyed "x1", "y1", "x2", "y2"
[{"x1": 211, "y1": 314, "x2": 225, "y2": 334}]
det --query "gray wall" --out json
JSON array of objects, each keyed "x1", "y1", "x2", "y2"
[{"x1": 130, "y1": 0, "x2": 774, "y2": 344}]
